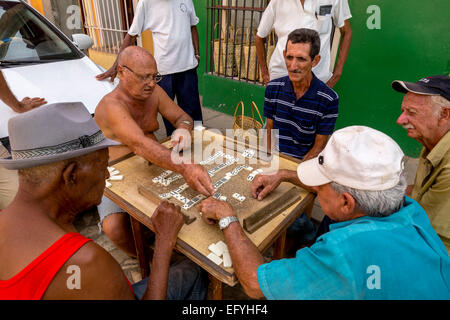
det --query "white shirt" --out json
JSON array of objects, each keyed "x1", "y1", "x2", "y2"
[
  {"x1": 257, "y1": 0, "x2": 351, "y2": 82},
  {"x1": 128, "y1": 0, "x2": 199, "y2": 75}
]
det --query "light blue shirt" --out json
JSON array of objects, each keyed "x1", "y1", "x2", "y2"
[{"x1": 257, "y1": 197, "x2": 450, "y2": 299}]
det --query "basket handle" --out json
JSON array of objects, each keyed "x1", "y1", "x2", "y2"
[
  {"x1": 213, "y1": 23, "x2": 220, "y2": 40},
  {"x1": 234, "y1": 27, "x2": 244, "y2": 45},
  {"x1": 234, "y1": 101, "x2": 245, "y2": 129},
  {"x1": 213, "y1": 23, "x2": 229, "y2": 41},
  {"x1": 251, "y1": 101, "x2": 264, "y2": 126},
  {"x1": 244, "y1": 27, "x2": 250, "y2": 44},
  {"x1": 225, "y1": 24, "x2": 235, "y2": 41}
]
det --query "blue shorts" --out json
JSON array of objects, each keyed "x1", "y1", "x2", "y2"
[
  {"x1": 158, "y1": 67, "x2": 203, "y2": 136},
  {"x1": 286, "y1": 212, "x2": 317, "y2": 245},
  {"x1": 132, "y1": 257, "x2": 208, "y2": 300},
  {"x1": 97, "y1": 195, "x2": 125, "y2": 232}
]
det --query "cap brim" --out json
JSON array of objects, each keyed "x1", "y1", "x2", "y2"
[
  {"x1": 297, "y1": 157, "x2": 332, "y2": 187},
  {"x1": 392, "y1": 80, "x2": 441, "y2": 96},
  {"x1": 0, "y1": 138, "x2": 120, "y2": 170}
]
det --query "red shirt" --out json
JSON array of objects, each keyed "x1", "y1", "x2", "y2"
[{"x1": 0, "y1": 233, "x2": 92, "y2": 300}]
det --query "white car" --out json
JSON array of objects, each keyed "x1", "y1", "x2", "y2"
[{"x1": 0, "y1": 0, "x2": 116, "y2": 143}]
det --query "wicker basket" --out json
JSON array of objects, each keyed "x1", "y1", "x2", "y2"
[
  {"x1": 212, "y1": 24, "x2": 236, "y2": 77},
  {"x1": 233, "y1": 101, "x2": 264, "y2": 138},
  {"x1": 235, "y1": 28, "x2": 259, "y2": 81}
]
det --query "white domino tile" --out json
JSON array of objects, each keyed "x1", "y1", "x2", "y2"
[
  {"x1": 207, "y1": 252, "x2": 223, "y2": 265},
  {"x1": 208, "y1": 243, "x2": 222, "y2": 257},
  {"x1": 215, "y1": 241, "x2": 228, "y2": 256},
  {"x1": 222, "y1": 251, "x2": 232, "y2": 268}
]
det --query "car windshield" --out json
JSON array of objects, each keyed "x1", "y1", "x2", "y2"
[{"x1": 0, "y1": 1, "x2": 79, "y2": 63}]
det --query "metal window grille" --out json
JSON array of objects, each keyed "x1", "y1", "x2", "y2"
[
  {"x1": 206, "y1": 0, "x2": 273, "y2": 85},
  {"x1": 79, "y1": 0, "x2": 133, "y2": 54}
]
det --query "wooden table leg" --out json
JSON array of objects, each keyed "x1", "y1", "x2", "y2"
[
  {"x1": 272, "y1": 230, "x2": 287, "y2": 260},
  {"x1": 208, "y1": 274, "x2": 223, "y2": 300},
  {"x1": 129, "y1": 216, "x2": 150, "y2": 279}
]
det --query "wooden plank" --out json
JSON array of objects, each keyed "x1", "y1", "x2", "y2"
[
  {"x1": 243, "y1": 187, "x2": 301, "y2": 234},
  {"x1": 134, "y1": 135, "x2": 299, "y2": 234},
  {"x1": 137, "y1": 184, "x2": 196, "y2": 225}
]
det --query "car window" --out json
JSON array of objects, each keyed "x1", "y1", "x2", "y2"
[{"x1": 0, "y1": 1, "x2": 79, "y2": 62}]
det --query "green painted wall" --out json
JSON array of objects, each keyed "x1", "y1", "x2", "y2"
[{"x1": 193, "y1": 0, "x2": 450, "y2": 157}]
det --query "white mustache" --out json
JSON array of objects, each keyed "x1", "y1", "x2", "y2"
[{"x1": 402, "y1": 124, "x2": 415, "y2": 130}]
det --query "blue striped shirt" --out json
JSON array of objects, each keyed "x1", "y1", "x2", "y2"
[{"x1": 264, "y1": 74, "x2": 339, "y2": 159}]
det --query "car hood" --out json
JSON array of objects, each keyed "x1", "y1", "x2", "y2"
[{"x1": 0, "y1": 56, "x2": 116, "y2": 138}]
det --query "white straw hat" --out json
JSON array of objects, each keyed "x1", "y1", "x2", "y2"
[{"x1": 297, "y1": 126, "x2": 404, "y2": 191}]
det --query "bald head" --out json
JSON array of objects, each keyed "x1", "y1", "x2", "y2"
[{"x1": 118, "y1": 46, "x2": 156, "y2": 69}]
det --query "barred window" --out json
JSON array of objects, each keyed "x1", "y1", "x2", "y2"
[
  {"x1": 79, "y1": 0, "x2": 133, "y2": 54},
  {"x1": 206, "y1": 0, "x2": 274, "y2": 85}
]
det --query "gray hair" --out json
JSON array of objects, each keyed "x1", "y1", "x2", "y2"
[
  {"x1": 330, "y1": 175, "x2": 407, "y2": 217},
  {"x1": 430, "y1": 95, "x2": 450, "y2": 116}
]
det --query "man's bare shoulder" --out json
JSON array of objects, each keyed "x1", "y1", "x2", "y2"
[
  {"x1": 96, "y1": 90, "x2": 129, "y2": 116},
  {"x1": 43, "y1": 239, "x2": 135, "y2": 299},
  {"x1": 95, "y1": 91, "x2": 133, "y2": 134}
]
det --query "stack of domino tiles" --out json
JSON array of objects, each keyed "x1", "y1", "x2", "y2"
[
  {"x1": 106, "y1": 167, "x2": 123, "y2": 188},
  {"x1": 207, "y1": 240, "x2": 232, "y2": 268}
]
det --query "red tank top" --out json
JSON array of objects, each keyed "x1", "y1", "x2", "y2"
[
  {"x1": 0, "y1": 209, "x2": 135, "y2": 299},
  {"x1": 0, "y1": 233, "x2": 92, "y2": 300}
]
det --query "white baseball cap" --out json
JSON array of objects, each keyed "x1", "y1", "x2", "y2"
[{"x1": 297, "y1": 126, "x2": 405, "y2": 191}]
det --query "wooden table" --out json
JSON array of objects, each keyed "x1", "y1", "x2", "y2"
[{"x1": 104, "y1": 129, "x2": 315, "y2": 299}]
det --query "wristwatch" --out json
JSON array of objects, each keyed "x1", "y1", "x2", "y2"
[
  {"x1": 219, "y1": 216, "x2": 239, "y2": 230},
  {"x1": 181, "y1": 120, "x2": 192, "y2": 127}
]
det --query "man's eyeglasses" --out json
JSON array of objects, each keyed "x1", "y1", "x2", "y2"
[{"x1": 121, "y1": 65, "x2": 162, "y2": 83}]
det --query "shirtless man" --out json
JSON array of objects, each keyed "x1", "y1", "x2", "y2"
[{"x1": 95, "y1": 46, "x2": 214, "y2": 256}]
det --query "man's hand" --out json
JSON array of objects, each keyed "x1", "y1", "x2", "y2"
[
  {"x1": 96, "y1": 66, "x2": 118, "y2": 83},
  {"x1": 182, "y1": 163, "x2": 215, "y2": 196},
  {"x1": 261, "y1": 68, "x2": 270, "y2": 86},
  {"x1": 251, "y1": 172, "x2": 282, "y2": 200},
  {"x1": 197, "y1": 197, "x2": 235, "y2": 225},
  {"x1": 151, "y1": 201, "x2": 185, "y2": 247},
  {"x1": 170, "y1": 128, "x2": 192, "y2": 152},
  {"x1": 14, "y1": 97, "x2": 47, "y2": 113}
]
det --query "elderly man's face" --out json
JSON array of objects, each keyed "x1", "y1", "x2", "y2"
[
  {"x1": 76, "y1": 149, "x2": 110, "y2": 209},
  {"x1": 120, "y1": 58, "x2": 158, "y2": 100},
  {"x1": 312, "y1": 183, "x2": 346, "y2": 221},
  {"x1": 283, "y1": 41, "x2": 319, "y2": 83},
  {"x1": 396, "y1": 93, "x2": 440, "y2": 145},
  {"x1": 312, "y1": 183, "x2": 365, "y2": 222}
]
